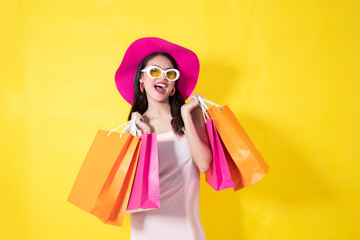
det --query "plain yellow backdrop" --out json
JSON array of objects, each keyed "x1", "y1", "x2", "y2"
[{"x1": 1, "y1": 0, "x2": 359, "y2": 239}]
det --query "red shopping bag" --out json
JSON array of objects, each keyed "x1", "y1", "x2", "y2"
[
  {"x1": 198, "y1": 96, "x2": 269, "y2": 191},
  {"x1": 126, "y1": 132, "x2": 160, "y2": 213},
  {"x1": 205, "y1": 118, "x2": 235, "y2": 191},
  {"x1": 67, "y1": 127, "x2": 140, "y2": 226}
]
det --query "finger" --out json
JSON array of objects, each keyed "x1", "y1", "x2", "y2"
[
  {"x1": 193, "y1": 98, "x2": 200, "y2": 107},
  {"x1": 135, "y1": 116, "x2": 143, "y2": 124},
  {"x1": 132, "y1": 112, "x2": 141, "y2": 120},
  {"x1": 136, "y1": 121, "x2": 146, "y2": 128},
  {"x1": 192, "y1": 95, "x2": 199, "y2": 103}
]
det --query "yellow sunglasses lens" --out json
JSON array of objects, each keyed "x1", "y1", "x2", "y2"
[
  {"x1": 150, "y1": 67, "x2": 162, "y2": 77},
  {"x1": 166, "y1": 70, "x2": 177, "y2": 80}
]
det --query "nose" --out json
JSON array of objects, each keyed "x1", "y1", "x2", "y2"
[{"x1": 158, "y1": 72, "x2": 168, "y2": 81}]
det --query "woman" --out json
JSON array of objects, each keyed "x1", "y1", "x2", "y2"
[{"x1": 115, "y1": 37, "x2": 212, "y2": 240}]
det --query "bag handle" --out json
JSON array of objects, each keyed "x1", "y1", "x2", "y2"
[
  {"x1": 107, "y1": 115, "x2": 142, "y2": 138},
  {"x1": 197, "y1": 96, "x2": 224, "y2": 122}
]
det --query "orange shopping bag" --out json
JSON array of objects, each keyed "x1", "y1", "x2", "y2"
[
  {"x1": 67, "y1": 117, "x2": 141, "y2": 226},
  {"x1": 198, "y1": 96, "x2": 269, "y2": 191}
]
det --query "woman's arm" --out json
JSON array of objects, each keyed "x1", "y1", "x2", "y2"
[{"x1": 181, "y1": 94, "x2": 212, "y2": 173}]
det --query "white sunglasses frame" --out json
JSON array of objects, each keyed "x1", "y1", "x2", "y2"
[{"x1": 141, "y1": 65, "x2": 180, "y2": 81}]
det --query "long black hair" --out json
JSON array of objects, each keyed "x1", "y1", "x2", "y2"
[{"x1": 127, "y1": 52, "x2": 185, "y2": 137}]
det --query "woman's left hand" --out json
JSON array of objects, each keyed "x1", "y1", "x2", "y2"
[{"x1": 181, "y1": 93, "x2": 202, "y2": 117}]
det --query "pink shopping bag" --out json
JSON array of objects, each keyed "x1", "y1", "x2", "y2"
[
  {"x1": 126, "y1": 132, "x2": 160, "y2": 213},
  {"x1": 205, "y1": 118, "x2": 236, "y2": 191}
]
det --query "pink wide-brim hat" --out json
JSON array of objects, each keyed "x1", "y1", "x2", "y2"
[{"x1": 115, "y1": 37, "x2": 200, "y2": 104}]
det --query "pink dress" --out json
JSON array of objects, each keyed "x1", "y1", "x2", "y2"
[{"x1": 130, "y1": 130, "x2": 206, "y2": 240}]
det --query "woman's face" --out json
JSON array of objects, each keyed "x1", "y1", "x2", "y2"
[{"x1": 139, "y1": 55, "x2": 177, "y2": 103}]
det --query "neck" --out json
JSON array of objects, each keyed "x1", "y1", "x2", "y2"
[{"x1": 145, "y1": 97, "x2": 172, "y2": 118}]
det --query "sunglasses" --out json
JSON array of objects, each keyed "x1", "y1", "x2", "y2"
[{"x1": 141, "y1": 66, "x2": 180, "y2": 81}]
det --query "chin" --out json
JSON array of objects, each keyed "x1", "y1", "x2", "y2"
[{"x1": 149, "y1": 93, "x2": 169, "y2": 102}]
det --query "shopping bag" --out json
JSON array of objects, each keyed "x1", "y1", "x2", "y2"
[
  {"x1": 203, "y1": 116, "x2": 235, "y2": 191},
  {"x1": 199, "y1": 97, "x2": 244, "y2": 191},
  {"x1": 198, "y1": 96, "x2": 269, "y2": 191},
  {"x1": 126, "y1": 131, "x2": 160, "y2": 213},
  {"x1": 67, "y1": 117, "x2": 141, "y2": 226}
]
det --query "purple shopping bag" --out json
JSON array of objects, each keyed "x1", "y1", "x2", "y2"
[
  {"x1": 205, "y1": 118, "x2": 236, "y2": 191},
  {"x1": 126, "y1": 132, "x2": 160, "y2": 213}
]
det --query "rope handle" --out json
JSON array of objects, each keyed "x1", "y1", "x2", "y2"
[
  {"x1": 107, "y1": 115, "x2": 142, "y2": 138},
  {"x1": 197, "y1": 96, "x2": 224, "y2": 122}
]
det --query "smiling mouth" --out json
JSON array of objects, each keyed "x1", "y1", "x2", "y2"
[{"x1": 154, "y1": 83, "x2": 167, "y2": 93}]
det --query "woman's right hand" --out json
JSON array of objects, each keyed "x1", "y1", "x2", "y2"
[{"x1": 129, "y1": 112, "x2": 151, "y2": 134}]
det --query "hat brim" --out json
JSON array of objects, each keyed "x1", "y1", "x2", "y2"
[{"x1": 115, "y1": 37, "x2": 200, "y2": 104}]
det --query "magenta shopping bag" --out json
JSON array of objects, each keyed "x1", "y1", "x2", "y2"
[
  {"x1": 205, "y1": 118, "x2": 236, "y2": 191},
  {"x1": 126, "y1": 132, "x2": 160, "y2": 213}
]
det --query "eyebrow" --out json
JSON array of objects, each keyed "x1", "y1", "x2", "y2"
[{"x1": 152, "y1": 64, "x2": 173, "y2": 70}]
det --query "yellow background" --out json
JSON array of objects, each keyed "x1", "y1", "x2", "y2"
[{"x1": 1, "y1": 0, "x2": 359, "y2": 239}]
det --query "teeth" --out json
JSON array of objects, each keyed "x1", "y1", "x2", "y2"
[{"x1": 155, "y1": 84, "x2": 166, "y2": 88}]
